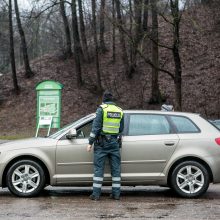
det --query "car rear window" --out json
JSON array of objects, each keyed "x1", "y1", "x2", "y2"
[
  {"x1": 128, "y1": 114, "x2": 171, "y2": 136},
  {"x1": 206, "y1": 119, "x2": 220, "y2": 131},
  {"x1": 210, "y1": 120, "x2": 220, "y2": 131},
  {"x1": 169, "y1": 116, "x2": 200, "y2": 133}
]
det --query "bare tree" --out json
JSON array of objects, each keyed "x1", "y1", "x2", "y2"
[
  {"x1": 149, "y1": 0, "x2": 162, "y2": 104},
  {"x1": 112, "y1": 0, "x2": 116, "y2": 62},
  {"x1": 110, "y1": 0, "x2": 183, "y2": 110},
  {"x1": 115, "y1": 0, "x2": 130, "y2": 78},
  {"x1": 78, "y1": 0, "x2": 90, "y2": 61},
  {"x1": 91, "y1": 0, "x2": 102, "y2": 91},
  {"x1": 142, "y1": 0, "x2": 149, "y2": 32},
  {"x1": 9, "y1": 0, "x2": 19, "y2": 92},
  {"x1": 14, "y1": 0, "x2": 34, "y2": 78},
  {"x1": 128, "y1": 0, "x2": 133, "y2": 69},
  {"x1": 130, "y1": 0, "x2": 143, "y2": 74},
  {"x1": 134, "y1": 0, "x2": 143, "y2": 45},
  {"x1": 170, "y1": 0, "x2": 182, "y2": 111},
  {"x1": 72, "y1": 0, "x2": 83, "y2": 85},
  {"x1": 60, "y1": 0, "x2": 73, "y2": 58},
  {"x1": 0, "y1": 4, "x2": 10, "y2": 74},
  {"x1": 99, "y1": 0, "x2": 107, "y2": 52}
]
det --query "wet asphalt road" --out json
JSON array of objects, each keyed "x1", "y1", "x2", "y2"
[
  {"x1": 1, "y1": 185, "x2": 220, "y2": 220},
  {"x1": 0, "y1": 140, "x2": 219, "y2": 219}
]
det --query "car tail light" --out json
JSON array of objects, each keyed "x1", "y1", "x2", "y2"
[{"x1": 215, "y1": 138, "x2": 220, "y2": 145}]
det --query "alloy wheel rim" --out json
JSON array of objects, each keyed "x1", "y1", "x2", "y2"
[
  {"x1": 176, "y1": 165, "x2": 204, "y2": 194},
  {"x1": 12, "y1": 165, "x2": 40, "y2": 193}
]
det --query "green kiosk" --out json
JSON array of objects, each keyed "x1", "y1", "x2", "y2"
[{"x1": 35, "y1": 80, "x2": 63, "y2": 137}]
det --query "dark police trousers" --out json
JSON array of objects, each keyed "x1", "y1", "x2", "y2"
[{"x1": 92, "y1": 136, "x2": 121, "y2": 197}]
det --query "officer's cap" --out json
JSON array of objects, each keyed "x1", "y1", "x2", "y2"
[{"x1": 103, "y1": 90, "x2": 113, "y2": 102}]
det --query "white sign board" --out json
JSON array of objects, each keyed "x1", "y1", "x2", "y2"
[{"x1": 35, "y1": 116, "x2": 53, "y2": 137}]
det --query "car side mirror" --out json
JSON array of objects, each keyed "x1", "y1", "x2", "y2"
[{"x1": 66, "y1": 128, "x2": 77, "y2": 140}]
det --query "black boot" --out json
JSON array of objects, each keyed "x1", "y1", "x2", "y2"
[
  {"x1": 109, "y1": 194, "x2": 120, "y2": 200},
  {"x1": 89, "y1": 194, "x2": 100, "y2": 201}
]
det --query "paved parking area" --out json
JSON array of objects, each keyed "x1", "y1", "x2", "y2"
[
  {"x1": 0, "y1": 140, "x2": 9, "y2": 144},
  {"x1": 0, "y1": 185, "x2": 220, "y2": 220},
  {"x1": 0, "y1": 139, "x2": 220, "y2": 219}
]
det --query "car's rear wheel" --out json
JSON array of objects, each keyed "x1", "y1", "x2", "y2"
[
  {"x1": 170, "y1": 161, "x2": 210, "y2": 198},
  {"x1": 6, "y1": 160, "x2": 45, "y2": 197}
]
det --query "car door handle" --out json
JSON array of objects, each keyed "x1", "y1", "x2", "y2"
[{"x1": 164, "y1": 141, "x2": 175, "y2": 146}]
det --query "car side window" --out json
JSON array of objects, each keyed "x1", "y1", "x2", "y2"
[
  {"x1": 169, "y1": 116, "x2": 200, "y2": 133},
  {"x1": 128, "y1": 114, "x2": 171, "y2": 136},
  {"x1": 76, "y1": 122, "x2": 93, "y2": 139}
]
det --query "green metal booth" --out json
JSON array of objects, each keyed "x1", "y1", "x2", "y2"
[{"x1": 35, "y1": 80, "x2": 63, "y2": 137}]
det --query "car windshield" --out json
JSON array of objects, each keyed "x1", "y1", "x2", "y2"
[{"x1": 49, "y1": 114, "x2": 94, "y2": 139}]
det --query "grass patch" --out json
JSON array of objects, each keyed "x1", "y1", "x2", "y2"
[{"x1": 0, "y1": 135, "x2": 32, "y2": 140}]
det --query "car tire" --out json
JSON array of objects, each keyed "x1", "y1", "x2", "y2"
[
  {"x1": 170, "y1": 161, "x2": 210, "y2": 198},
  {"x1": 6, "y1": 160, "x2": 46, "y2": 197}
]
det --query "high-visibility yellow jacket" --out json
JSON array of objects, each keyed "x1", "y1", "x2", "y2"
[{"x1": 100, "y1": 104, "x2": 123, "y2": 135}]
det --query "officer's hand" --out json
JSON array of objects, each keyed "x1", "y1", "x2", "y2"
[{"x1": 87, "y1": 144, "x2": 93, "y2": 152}]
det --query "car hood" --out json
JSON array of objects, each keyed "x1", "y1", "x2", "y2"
[{"x1": 0, "y1": 137, "x2": 58, "y2": 151}]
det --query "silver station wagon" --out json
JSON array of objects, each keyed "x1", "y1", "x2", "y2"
[{"x1": 0, "y1": 110, "x2": 220, "y2": 198}]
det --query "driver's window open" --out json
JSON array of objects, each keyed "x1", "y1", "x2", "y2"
[{"x1": 76, "y1": 122, "x2": 93, "y2": 139}]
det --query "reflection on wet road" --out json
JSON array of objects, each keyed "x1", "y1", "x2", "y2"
[{"x1": 0, "y1": 185, "x2": 220, "y2": 219}]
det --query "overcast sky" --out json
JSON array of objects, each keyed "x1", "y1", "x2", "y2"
[
  {"x1": 18, "y1": 0, "x2": 31, "y2": 10},
  {"x1": 18, "y1": 0, "x2": 185, "y2": 11}
]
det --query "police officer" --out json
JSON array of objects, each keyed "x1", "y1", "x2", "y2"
[{"x1": 87, "y1": 91, "x2": 124, "y2": 200}]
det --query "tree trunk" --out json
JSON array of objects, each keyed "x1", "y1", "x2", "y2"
[
  {"x1": 72, "y1": 0, "x2": 84, "y2": 58},
  {"x1": 78, "y1": 0, "x2": 90, "y2": 61},
  {"x1": 171, "y1": 0, "x2": 182, "y2": 111},
  {"x1": 91, "y1": 0, "x2": 102, "y2": 91},
  {"x1": 174, "y1": 74, "x2": 182, "y2": 111},
  {"x1": 60, "y1": 0, "x2": 73, "y2": 58},
  {"x1": 128, "y1": 0, "x2": 133, "y2": 69},
  {"x1": 112, "y1": 0, "x2": 116, "y2": 62},
  {"x1": 142, "y1": 0, "x2": 149, "y2": 32},
  {"x1": 72, "y1": 0, "x2": 83, "y2": 85},
  {"x1": 14, "y1": 0, "x2": 33, "y2": 78},
  {"x1": 149, "y1": 0, "x2": 161, "y2": 104},
  {"x1": 99, "y1": 0, "x2": 107, "y2": 52},
  {"x1": 131, "y1": 0, "x2": 143, "y2": 74},
  {"x1": 115, "y1": 0, "x2": 130, "y2": 78},
  {"x1": 9, "y1": 0, "x2": 19, "y2": 92},
  {"x1": 134, "y1": 0, "x2": 143, "y2": 45}
]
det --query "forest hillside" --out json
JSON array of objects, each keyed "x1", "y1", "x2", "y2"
[{"x1": 0, "y1": 1, "x2": 220, "y2": 138}]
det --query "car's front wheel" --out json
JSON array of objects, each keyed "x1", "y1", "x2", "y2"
[
  {"x1": 6, "y1": 160, "x2": 46, "y2": 197},
  {"x1": 170, "y1": 161, "x2": 210, "y2": 198}
]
